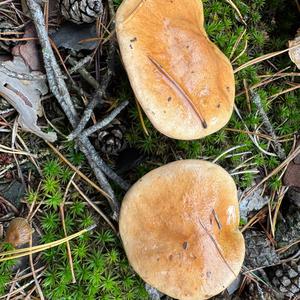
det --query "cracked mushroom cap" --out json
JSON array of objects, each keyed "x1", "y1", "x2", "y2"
[
  {"x1": 116, "y1": 0, "x2": 235, "y2": 140},
  {"x1": 119, "y1": 160, "x2": 245, "y2": 300}
]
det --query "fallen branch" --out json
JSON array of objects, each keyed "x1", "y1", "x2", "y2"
[{"x1": 26, "y1": 0, "x2": 126, "y2": 218}]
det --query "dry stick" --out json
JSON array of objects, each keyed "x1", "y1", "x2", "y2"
[
  {"x1": 69, "y1": 56, "x2": 93, "y2": 75},
  {"x1": 250, "y1": 91, "x2": 286, "y2": 160},
  {"x1": 26, "y1": 0, "x2": 123, "y2": 216},
  {"x1": 79, "y1": 101, "x2": 129, "y2": 138},
  {"x1": 28, "y1": 230, "x2": 44, "y2": 300},
  {"x1": 68, "y1": 56, "x2": 100, "y2": 89},
  {"x1": 243, "y1": 145, "x2": 300, "y2": 199},
  {"x1": 67, "y1": 55, "x2": 114, "y2": 140}
]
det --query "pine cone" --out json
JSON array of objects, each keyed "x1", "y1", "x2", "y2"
[
  {"x1": 59, "y1": 0, "x2": 103, "y2": 24},
  {"x1": 244, "y1": 230, "x2": 280, "y2": 269},
  {"x1": 275, "y1": 205, "x2": 300, "y2": 250},
  {"x1": 271, "y1": 261, "x2": 300, "y2": 298},
  {"x1": 242, "y1": 282, "x2": 280, "y2": 300},
  {"x1": 96, "y1": 119, "x2": 126, "y2": 155}
]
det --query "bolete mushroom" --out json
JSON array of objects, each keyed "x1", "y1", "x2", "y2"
[
  {"x1": 119, "y1": 160, "x2": 245, "y2": 300},
  {"x1": 116, "y1": 0, "x2": 235, "y2": 140}
]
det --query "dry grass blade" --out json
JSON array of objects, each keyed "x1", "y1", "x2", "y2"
[
  {"x1": 72, "y1": 180, "x2": 117, "y2": 233},
  {"x1": 60, "y1": 173, "x2": 77, "y2": 283},
  {"x1": 28, "y1": 228, "x2": 44, "y2": 300},
  {"x1": 234, "y1": 41, "x2": 300, "y2": 73},
  {"x1": 0, "y1": 145, "x2": 36, "y2": 157},
  {"x1": 270, "y1": 83, "x2": 300, "y2": 99},
  {"x1": 135, "y1": 98, "x2": 149, "y2": 136},
  {"x1": 0, "y1": 226, "x2": 96, "y2": 262},
  {"x1": 243, "y1": 145, "x2": 300, "y2": 199},
  {"x1": 230, "y1": 28, "x2": 247, "y2": 60},
  {"x1": 46, "y1": 141, "x2": 112, "y2": 200},
  {"x1": 271, "y1": 187, "x2": 289, "y2": 237},
  {"x1": 225, "y1": 0, "x2": 247, "y2": 25}
]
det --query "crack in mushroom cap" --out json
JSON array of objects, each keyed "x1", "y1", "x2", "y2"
[
  {"x1": 119, "y1": 160, "x2": 245, "y2": 300},
  {"x1": 116, "y1": 0, "x2": 235, "y2": 140}
]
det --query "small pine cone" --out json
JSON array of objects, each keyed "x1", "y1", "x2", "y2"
[
  {"x1": 244, "y1": 230, "x2": 280, "y2": 269},
  {"x1": 59, "y1": 0, "x2": 103, "y2": 24},
  {"x1": 271, "y1": 261, "x2": 300, "y2": 298},
  {"x1": 0, "y1": 21, "x2": 20, "y2": 48},
  {"x1": 242, "y1": 283, "x2": 278, "y2": 300},
  {"x1": 275, "y1": 205, "x2": 300, "y2": 250},
  {"x1": 96, "y1": 119, "x2": 126, "y2": 155}
]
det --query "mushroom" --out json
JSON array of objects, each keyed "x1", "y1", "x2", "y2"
[
  {"x1": 4, "y1": 217, "x2": 32, "y2": 248},
  {"x1": 116, "y1": 0, "x2": 235, "y2": 140},
  {"x1": 119, "y1": 160, "x2": 245, "y2": 300}
]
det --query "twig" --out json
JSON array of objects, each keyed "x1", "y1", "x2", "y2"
[
  {"x1": 76, "y1": 100, "x2": 129, "y2": 138},
  {"x1": 68, "y1": 58, "x2": 113, "y2": 140},
  {"x1": 29, "y1": 228, "x2": 45, "y2": 300},
  {"x1": 71, "y1": 180, "x2": 117, "y2": 232},
  {"x1": 60, "y1": 173, "x2": 77, "y2": 283},
  {"x1": 69, "y1": 56, "x2": 93, "y2": 75},
  {"x1": 0, "y1": 62, "x2": 46, "y2": 81},
  {"x1": 251, "y1": 91, "x2": 286, "y2": 159},
  {"x1": 68, "y1": 56, "x2": 100, "y2": 89},
  {"x1": 26, "y1": 0, "x2": 124, "y2": 217},
  {"x1": 243, "y1": 145, "x2": 300, "y2": 198}
]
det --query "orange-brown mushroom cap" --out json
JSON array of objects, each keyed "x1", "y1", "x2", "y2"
[
  {"x1": 119, "y1": 160, "x2": 245, "y2": 300},
  {"x1": 4, "y1": 217, "x2": 32, "y2": 248},
  {"x1": 116, "y1": 0, "x2": 235, "y2": 140}
]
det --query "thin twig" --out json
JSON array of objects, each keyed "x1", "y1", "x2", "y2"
[
  {"x1": 250, "y1": 91, "x2": 286, "y2": 159},
  {"x1": 78, "y1": 100, "x2": 128, "y2": 138},
  {"x1": 29, "y1": 228, "x2": 45, "y2": 300},
  {"x1": 60, "y1": 173, "x2": 77, "y2": 283},
  {"x1": 72, "y1": 180, "x2": 117, "y2": 233}
]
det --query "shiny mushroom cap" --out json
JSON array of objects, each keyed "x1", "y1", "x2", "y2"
[
  {"x1": 119, "y1": 160, "x2": 245, "y2": 300},
  {"x1": 116, "y1": 0, "x2": 235, "y2": 140},
  {"x1": 4, "y1": 217, "x2": 32, "y2": 248}
]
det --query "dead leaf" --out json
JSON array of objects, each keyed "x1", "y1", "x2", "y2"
[
  {"x1": 51, "y1": 22, "x2": 98, "y2": 51},
  {"x1": 289, "y1": 29, "x2": 300, "y2": 69},
  {"x1": 0, "y1": 56, "x2": 57, "y2": 142},
  {"x1": 12, "y1": 24, "x2": 42, "y2": 71},
  {"x1": 283, "y1": 139, "x2": 300, "y2": 188}
]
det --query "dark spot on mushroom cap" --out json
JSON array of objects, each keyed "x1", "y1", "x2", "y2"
[
  {"x1": 182, "y1": 241, "x2": 188, "y2": 250},
  {"x1": 167, "y1": 97, "x2": 172, "y2": 102},
  {"x1": 130, "y1": 37, "x2": 137, "y2": 42},
  {"x1": 217, "y1": 103, "x2": 221, "y2": 108},
  {"x1": 169, "y1": 254, "x2": 173, "y2": 261}
]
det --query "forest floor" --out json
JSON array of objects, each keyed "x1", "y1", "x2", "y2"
[{"x1": 0, "y1": 0, "x2": 300, "y2": 299}]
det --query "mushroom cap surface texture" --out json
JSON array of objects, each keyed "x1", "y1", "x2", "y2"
[
  {"x1": 119, "y1": 160, "x2": 245, "y2": 300},
  {"x1": 5, "y1": 217, "x2": 32, "y2": 248},
  {"x1": 116, "y1": 0, "x2": 235, "y2": 140}
]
